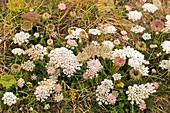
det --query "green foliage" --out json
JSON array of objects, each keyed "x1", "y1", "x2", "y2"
[{"x1": 0, "y1": 74, "x2": 16, "y2": 89}]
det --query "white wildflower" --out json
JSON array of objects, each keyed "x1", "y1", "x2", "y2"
[
  {"x1": 112, "y1": 73, "x2": 121, "y2": 80},
  {"x1": 142, "y1": 33, "x2": 151, "y2": 40},
  {"x1": 131, "y1": 25, "x2": 145, "y2": 33},
  {"x1": 2, "y1": 92, "x2": 17, "y2": 106},
  {"x1": 13, "y1": 31, "x2": 30, "y2": 45},
  {"x1": 142, "y1": 3, "x2": 158, "y2": 13},
  {"x1": 17, "y1": 78, "x2": 25, "y2": 88},
  {"x1": 102, "y1": 40, "x2": 114, "y2": 49},
  {"x1": 11, "y1": 48, "x2": 25, "y2": 55},
  {"x1": 21, "y1": 60, "x2": 35, "y2": 71},
  {"x1": 89, "y1": 29, "x2": 101, "y2": 35},
  {"x1": 128, "y1": 10, "x2": 142, "y2": 21},
  {"x1": 161, "y1": 41, "x2": 170, "y2": 54}
]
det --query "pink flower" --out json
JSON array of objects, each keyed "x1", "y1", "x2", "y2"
[
  {"x1": 67, "y1": 39, "x2": 77, "y2": 47},
  {"x1": 54, "y1": 84, "x2": 62, "y2": 93},
  {"x1": 125, "y1": 5, "x2": 132, "y2": 11},
  {"x1": 83, "y1": 73, "x2": 89, "y2": 79},
  {"x1": 139, "y1": 102, "x2": 146, "y2": 111},
  {"x1": 150, "y1": 44, "x2": 158, "y2": 48},
  {"x1": 47, "y1": 67, "x2": 56, "y2": 74},
  {"x1": 58, "y1": 3, "x2": 66, "y2": 10},
  {"x1": 151, "y1": 20, "x2": 164, "y2": 31},
  {"x1": 31, "y1": 74, "x2": 37, "y2": 80},
  {"x1": 142, "y1": 60, "x2": 149, "y2": 65},
  {"x1": 114, "y1": 56, "x2": 126, "y2": 67},
  {"x1": 107, "y1": 95, "x2": 116, "y2": 105},
  {"x1": 151, "y1": 69, "x2": 156, "y2": 73},
  {"x1": 122, "y1": 35, "x2": 129, "y2": 41},
  {"x1": 153, "y1": 82, "x2": 159, "y2": 89}
]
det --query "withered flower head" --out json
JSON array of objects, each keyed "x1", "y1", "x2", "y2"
[
  {"x1": 129, "y1": 69, "x2": 141, "y2": 80},
  {"x1": 22, "y1": 12, "x2": 41, "y2": 24},
  {"x1": 47, "y1": 39, "x2": 54, "y2": 46},
  {"x1": 11, "y1": 64, "x2": 21, "y2": 72},
  {"x1": 136, "y1": 41, "x2": 146, "y2": 51},
  {"x1": 46, "y1": 24, "x2": 55, "y2": 32},
  {"x1": 21, "y1": 21, "x2": 33, "y2": 31},
  {"x1": 42, "y1": 12, "x2": 51, "y2": 20}
]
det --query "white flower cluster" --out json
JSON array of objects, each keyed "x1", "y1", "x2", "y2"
[
  {"x1": 89, "y1": 29, "x2": 101, "y2": 35},
  {"x1": 131, "y1": 25, "x2": 145, "y2": 33},
  {"x1": 26, "y1": 44, "x2": 47, "y2": 60},
  {"x1": 112, "y1": 73, "x2": 121, "y2": 80},
  {"x1": 97, "y1": 24, "x2": 117, "y2": 34},
  {"x1": 163, "y1": 15, "x2": 170, "y2": 33},
  {"x1": 142, "y1": 33, "x2": 151, "y2": 40},
  {"x1": 2, "y1": 92, "x2": 17, "y2": 106},
  {"x1": 34, "y1": 78, "x2": 55, "y2": 102},
  {"x1": 85, "y1": 59, "x2": 103, "y2": 78},
  {"x1": 161, "y1": 41, "x2": 170, "y2": 54},
  {"x1": 128, "y1": 10, "x2": 142, "y2": 21},
  {"x1": 11, "y1": 48, "x2": 25, "y2": 55},
  {"x1": 140, "y1": 0, "x2": 147, "y2": 2},
  {"x1": 96, "y1": 79, "x2": 113, "y2": 105},
  {"x1": 159, "y1": 60, "x2": 170, "y2": 72},
  {"x1": 65, "y1": 28, "x2": 88, "y2": 40},
  {"x1": 21, "y1": 60, "x2": 35, "y2": 71},
  {"x1": 103, "y1": 24, "x2": 117, "y2": 34},
  {"x1": 111, "y1": 46, "x2": 149, "y2": 76},
  {"x1": 17, "y1": 78, "x2": 25, "y2": 88},
  {"x1": 13, "y1": 31, "x2": 30, "y2": 45},
  {"x1": 126, "y1": 83, "x2": 156, "y2": 104},
  {"x1": 102, "y1": 40, "x2": 114, "y2": 49},
  {"x1": 48, "y1": 47, "x2": 82, "y2": 77},
  {"x1": 142, "y1": 3, "x2": 158, "y2": 13},
  {"x1": 54, "y1": 93, "x2": 64, "y2": 102}
]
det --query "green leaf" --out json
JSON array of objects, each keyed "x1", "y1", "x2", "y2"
[
  {"x1": 150, "y1": 74, "x2": 157, "y2": 78},
  {"x1": 0, "y1": 74, "x2": 16, "y2": 89}
]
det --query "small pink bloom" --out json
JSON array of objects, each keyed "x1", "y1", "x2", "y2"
[
  {"x1": 150, "y1": 44, "x2": 158, "y2": 48},
  {"x1": 153, "y1": 82, "x2": 159, "y2": 89},
  {"x1": 114, "y1": 56, "x2": 126, "y2": 67},
  {"x1": 122, "y1": 35, "x2": 129, "y2": 41},
  {"x1": 125, "y1": 5, "x2": 132, "y2": 11},
  {"x1": 54, "y1": 84, "x2": 62, "y2": 93},
  {"x1": 151, "y1": 20, "x2": 164, "y2": 31},
  {"x1": 58, "y1": 3, "x2": 66, "y2": 10},
  {"x1": 139, "y1": 103, "x2": 146, "y2": 111},
  {"x1": 107, "y1": 95, "x2": 116, "y2": 105},
  {"x1": 67, "y1": 39, "x2": 77, "y2": 46},
  {"x1": 151, "y1": 69, "x2": 156, "y2": 73},
  {"x1": 31, "y1": 74, "x2": 37, "y2": 80},
  {"x1": 83, "y1": 73, "x2": 89, "y2": 79},
  {"x1": 143, "y1": 60, "x2": 149, "y2": 65},
  {"x1": 47, "y1": 67, "x2": 56, "y2": 74}
]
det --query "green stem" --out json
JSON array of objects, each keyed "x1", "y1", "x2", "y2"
[{"x1": 131, "y1": 104, "x2": 134, "y2": 113}]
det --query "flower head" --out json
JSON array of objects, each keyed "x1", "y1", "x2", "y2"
[
  {"x1": 2, "y1": 92, "x2": 17, "y2": 106},
  {"x1": 128, "y1": 10, "x2": 142, "y2": 21},
  {"x1": 21, "y1": 21, "x2": 33, "y2": 31},
  {"x1": 139, "y1": 102, "x2": 146, "y2": 111},
  {"x1": 114, "y1": 56, "x2": 126, "y2": 66},
  {"x1": 151, "y1": 20, "x2": 164, "y2": 31},
  {"x1": 58, "y1": 3, "x2": 66, "y2": 10},
  {"x1": 107, "y1": 95, "x2": 116, "y2": 105},
  {"x1": 11, "y1": 64, "x2": 21, "y2": 72}
]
